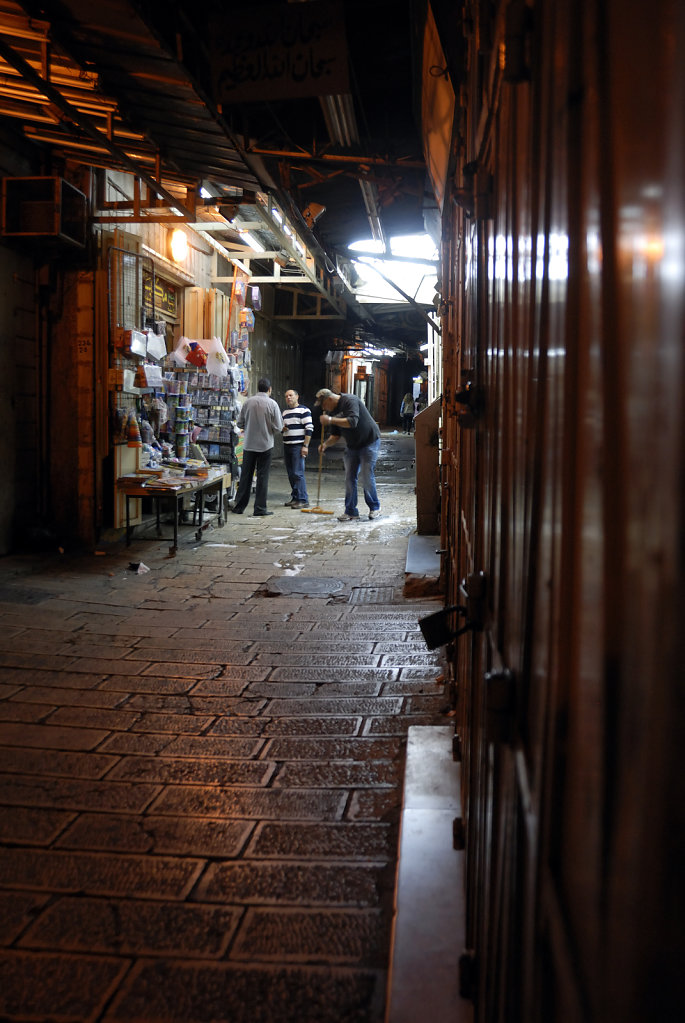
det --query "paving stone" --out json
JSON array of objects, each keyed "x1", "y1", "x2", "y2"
[
  {"x1": 0, "y1": 722, "x2": 110, "y2": 750},
  {"x1": 231, "y1": 907, "x2": 385, "y2": 964},
  {"x1": 129, "y1": 712, "x2": 218, "y2": 732},
  {"x1": 55, "y1": 812, "x2": 252, "y2": 856},
  {"x1": 247, "y1": 822, "x2": 393, "y2": 861},
  {"x1": 346, "y1": 790, "x2": 401, "y2": 821},
  {"x1": 0, "y1": 748, "x2": 117, "y2": 779},
  {"x1": 0, "y1": 806, "x2": 75, "y2": 845},
  {"x1": 160, "y1": 735, "x2": 265, "y2": 758},
  {"x1": 382, "y1": 679, "x2": 448, "y2": 695},
  {"x1": 0, "y1": 950, "x2": 127, "y2": 1023},
  {"x1": 8, "y1": 686, "x2": 127, "y2": 708},
  {"x1": 362, "y1": 713, "x2": 447, "y2": 735},
  {"x1": 0, "y1": 668, "x2": 107, "y2": 689},
  {"x1": 254, "y1": 653, "x2": 380, "y2": 667},
  {"x1": 265, "y1": 698, "x2": 403, "y2": 716},
  {"x1": 104, "y1": 960, "x2": 383, "y2": 1023},
  {"x1": 55, "y1": 642, "x2": 135, "y2": 660},
  {"x1": 96, "y1": 732, "x2": 176, "y2": 754},
  {"x1": 254, "y1": 640, "x2": 377, "y2": 653},
  {"x1": 0, "y1": 682, "x2": 21, "y2": 700},
  {"x1": 196, "y1": 861, "x2": 382, "y2": 906},
  {"x1": 150, "y1": 786, "x2": 345, "y2": 821},
  {"x1": 0, "y1": 612, "x2": 84, "y2": 632},
  {"x1": 126, "y1": 695, "x2": 265, "y2": 719},
  {"x1": 399, "y1": 666, "x2": 446, "y2": 679},
  {"x1": 45, "y1": 707, "x2": 143, "y2": 731},
  {"x1": 244, "y1": 681, "x2": 318, "y2": 698},
  {"x1": 20, "y1": 896, "x2": 241, "y2": 957},
  {"x1": 317, "y1": 681, "x2": 383, "y2": 696},
  {"x1": 276, "y1": 761, "x2": 400, "y2": 789},
  {"x1": 262, "y1": 717, "x2": 361, "y2": 736},
  {"x1": 379, "y1": 653, "x2": 440, "y2": 666},
  {"x1": 407, "y1": 694, "x2": 451, "y2": 713},
  {"x1": 125, "y1": 646, "x2": 251, "y2": 663},
  {"x1": 0, "y1": 847, "x2": 203, "y2": 898},
  {"x1": 99, "y1": 675, "x2": 198, "y2": 694},
  {"x1": 137, "y1": 661, "x2": 225, "y2": 678},
  {"x1": 107, "y1": 755, "x2": 274, "y2": 786},
  {"x1": 0, "y1": 774, "x2": 160, "y2": 813},
  {"x1": 0, "y1": 892, "x2": 49, "y2": 942},
  {"x1": 72, "y1": 614, "x2": 178, "y2": 637},
  {"x1": 264, "y1": 737, "x2": 401, "y2": 761},
  {"x1": 203, "y1": 718, "x2": 268, "y2": 738},
  {"x1": 62, "y1": 657, "x2": 150, "y2": 675},
  {"x1": 0, "y1": 702, "x2": 54, "y2": 723},
  {"x1": 270, "y1": 667, "x2": 398, "y2": 682}
]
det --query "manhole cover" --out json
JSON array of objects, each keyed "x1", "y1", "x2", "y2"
[
  {"x1": 349, "y1": 586, "x2": 395, "y2": 604},
  {"x1": 265, "y1": 576, "x2": 345, "y2": 596}
]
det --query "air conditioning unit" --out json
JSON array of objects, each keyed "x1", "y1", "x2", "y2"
[{"x1": 1, "y1": 176, "x2": 87, "y2": 247}]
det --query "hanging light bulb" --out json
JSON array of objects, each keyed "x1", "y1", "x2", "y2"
[{"x1": 169, "y1": 228, "x2": 188, "y2": 263}]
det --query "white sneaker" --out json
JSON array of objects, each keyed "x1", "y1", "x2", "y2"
[
  {"x1": 337, "y1": 513, "x2": 359, "y2": 522},
  {"x1": 368, "y1": 509, "x2": 382, "y2": 520}
]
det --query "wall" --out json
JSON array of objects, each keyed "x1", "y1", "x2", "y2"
[{"x1": 0, "y1": 244, "x2": 37, "y2": 553}]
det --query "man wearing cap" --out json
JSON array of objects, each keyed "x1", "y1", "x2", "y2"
[{"x1": 315, "y1": 388, "x2": 382, "y2": 522}]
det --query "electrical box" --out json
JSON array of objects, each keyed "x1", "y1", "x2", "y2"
[{"x1": 1, "y1": 176, "x2": 87, "y2": 247}]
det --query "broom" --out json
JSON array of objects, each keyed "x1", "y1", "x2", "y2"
[{"x1": 301, "y1": 422, "x2": 334, "y2": 514}]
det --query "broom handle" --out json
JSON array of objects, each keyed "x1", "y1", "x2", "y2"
[{"x1": 315, "y1": 420, "x2": 324, "y2": 504}]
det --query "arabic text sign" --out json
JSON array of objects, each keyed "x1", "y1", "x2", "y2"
[{"x1": 211, "y1": 0, "x2": 349, "y2": 104}]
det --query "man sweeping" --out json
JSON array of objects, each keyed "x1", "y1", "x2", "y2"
[{"x1": 315, "y1": 388, "x2": 382, "y2": 522}]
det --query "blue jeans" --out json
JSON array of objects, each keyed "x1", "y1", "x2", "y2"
[
  {"x1": 283, "y1": 444, "x2": 309, "y2": 503},
  {"x1": 343, "y1": 438, "x2": 381, "y2": 516}
]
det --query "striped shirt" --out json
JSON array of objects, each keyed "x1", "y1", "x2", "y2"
[{"x1": 282, "y1": 404, "x2": 313, "y2": 446}]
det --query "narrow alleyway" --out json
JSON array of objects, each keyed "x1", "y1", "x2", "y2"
[{"x1": 0, "y1": 432, "x2": 447, "y2": 1023}]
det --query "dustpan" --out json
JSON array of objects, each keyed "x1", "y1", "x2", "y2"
[{"x1": 301, "y1": 422, "x2": 334, "y2": 515}]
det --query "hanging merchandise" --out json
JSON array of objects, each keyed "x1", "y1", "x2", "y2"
[
  {"x1": 239, "y1": 308, "x2": 255, "y2": 332},
  {"x1": 126, "y1": 409, "x2": 142, "y2": 447},
  {"x1": 233, "y1": 279, "x2": 247, "y2": 306},
  {"x1": 171, "y1": 336, "x2": 192, "y2": 366},
  {"x1": 200, "y1": 336, "x2": 230, "y2": 378},
  {"x1": 229, "y1": 329, "x2": 239, "y2": 349},
  {"x1": 250, "y1": 285, "x2": 261, "y2": 311},
  {"x1": 185, "y1": 341, "x2": 208, "y2": 368}
]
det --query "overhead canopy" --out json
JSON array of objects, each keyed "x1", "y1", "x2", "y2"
[{"x1": 0, "y1": 0, "x2": 441, "y2": 350}]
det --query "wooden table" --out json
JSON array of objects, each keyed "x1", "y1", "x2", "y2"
[{"x1": 117, "y1": 468, "x2": 231, "y2": 555}]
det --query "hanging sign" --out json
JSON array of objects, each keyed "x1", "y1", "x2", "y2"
[{"x1": 210, "y1": 1, "x2": 349, "y2": 105}]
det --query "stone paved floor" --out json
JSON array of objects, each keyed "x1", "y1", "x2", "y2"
[{"x1": 0, "y1": 433, "x2": 447, "y2": 1022}]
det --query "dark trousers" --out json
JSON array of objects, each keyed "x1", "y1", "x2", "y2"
[{"x1": 232, "y1": 448, "x2": 273, "y2": 514}]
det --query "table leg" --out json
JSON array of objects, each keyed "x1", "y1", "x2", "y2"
[{"x1": 126, "y1": 495, "x2": 131, "y2": 546}]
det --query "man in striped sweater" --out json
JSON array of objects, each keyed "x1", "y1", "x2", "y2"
[{"x1": 281, "y1": 388, "x2": 313, "y2": 508}]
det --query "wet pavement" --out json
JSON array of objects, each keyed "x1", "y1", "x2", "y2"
[{"x1": 0, "y1": 432, "x2": 447, "y2": 1023}]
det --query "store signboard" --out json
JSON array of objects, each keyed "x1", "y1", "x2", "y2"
[
  {"x1": 210, "y1": 0, "x2": 349, "y2": 104},
  {"x1": 143, "y1": 273, "x2": 177, "y2": 318}
]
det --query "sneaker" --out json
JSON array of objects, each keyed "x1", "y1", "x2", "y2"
[
  {"x1": 368, "y1": 509, "x2": 382, "y2": 520},
  {"x1": 337, "y1": 513, "x2": 359, "y2": 522},
  {"x1": 291, "y1": 501, "x2": 309, "y2": 509},
  {"x1": 284, "y1": 499, "x2": 297, "y2": 506}
]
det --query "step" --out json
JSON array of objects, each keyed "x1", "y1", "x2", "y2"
[{"x1": 385, "y1": 725, "x2": 472, "y2": 1023}]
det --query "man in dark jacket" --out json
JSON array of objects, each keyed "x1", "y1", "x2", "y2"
[{"x1": 315, "y1": 388, "x2": 382, "y2": 522}]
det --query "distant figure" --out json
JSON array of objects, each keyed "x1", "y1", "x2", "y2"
[
  {"x1": 315, "y1": 387, "x2": 382, "y2": 522},
  {"x1": 400, "y1": 392, "x2": 415, "y2": 433},
  {"x1": 282, "y1": 388, "x2": 313, "y2": 509},
  {"x1": 230, "y1": 378, "x2": 283, "y2": 516}
]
